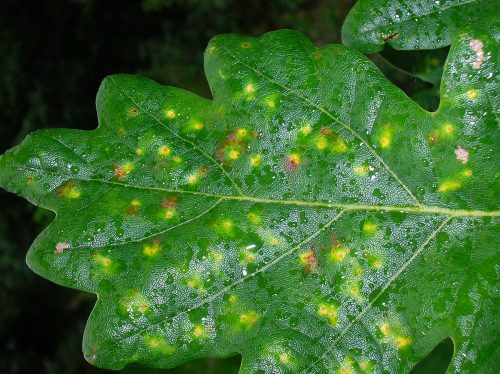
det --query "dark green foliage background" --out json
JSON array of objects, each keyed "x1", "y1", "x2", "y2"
[{"x1": 0, "y1": 0, "x2": 447, "y2": 372}]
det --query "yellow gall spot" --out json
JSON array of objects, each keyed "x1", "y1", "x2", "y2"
[
  {"x1": 245, "y1": 84, "x2": 255, "y2": 94},
  {"x1": 443, "y1": 123, "x2": 454, "y2": 134},
  {"x1": 463, "y1": 169, "x2": 473, "y2": 177},
  {"x1": 187, "y1": 173, "x2": 199, "y2": 185},
  {"x1": 123, "y1": 163, "x2": 134, "y2": 173},
  {"x1": 165, "y1": 109, "x2": 176, "y2": 119},
  {"x1": 158, "y1": 145, "x2": 172, "y2": 157},
  {"x1": 127, "y1": 199, "x2": 141, "y2": 215},
  {"x1": 149, "y1": 338, "x2": 160, "y2": 348},
  {"x1": 317, "y1": 303, "x2": 338, "y2": 325},
  {"x1": 371, "y1": 259, "x2": 383, "y2": 269},
  {"x1": 242, "y1": 42, "x2": 251, "y2": 48},
  {"x1": 144, "y1": 336, "x2": 175, "y2": 355},
  {"x1": 193, "y1": 325, "x2": 206, "y2": 338},
  {"x1": 214, "y1": 218, "x2": 234, "y2": 236},
  {"x1": 354, "y1": 268, "x2": 364, "y2": 277},
  {"x1": 379, "y1": 323, "x2": 391, "y2": 336},
  {"x1": 379, "y1": 135, "x2": 391, "y2": 148},
  {"x1": 316, "y1": 136, "x2": 329, "y2": 150},
  {"x1": 93, "y1": 253, "x2": 112, "y2": 268},
  {"x1": 236, "y1": 128, "x2": 248, "y2": 137},
  {"x1": 246, "y1": 253, "x2": 256, "y2": 262},
  {"x1": 359, "y1": 361, "x2": 373, "y2": 372},
  {"x1": 143, "y1": 240, "x2": 161, "y2": 257},
  {"x1": 66, "y1": 189, "x2": 81, "y2": 199},
  {"x1": 329, "y1": 248, "x2": 348, "y2": 263},
  {"x1": 120, "y1": 291, "x2": 150, "y2": 315},
  {"x1": 127, "y1": 107, "x2": 139, "y2": 117},
  {"x1": 349, "y1": 285, "x2": 360, "y2": 297},
  {"x1": 287, "y1": 153, "x2": 301, "y2": 168},
  {"x1": 118, "y1": 127, "x2": 126, "y2": 136},
  {"x1": 467, "y1": 89, "x2": 478, "y2": 99},
  {"x1": 438, "y1": 180, "x2": 462, "y2": 192},
  {"x1": 247, "y1": 211, "x2": 262, "y2": 225},
  {"x1": 300, "y1": 125, "x2": 312, "y2": 136},
  {"x1": 114, "y1": 163, "x2": 134, "y2": 179},
  {"x1": 396, "y1": 336, "x2": 412, "y2": 349},
  {"x1": 268, "y1": 236, "x2": 280, "y2": 246},
  {"x1": 239, "y1": 311, "x2": 259, "y2": 327},
  {"x1": 173, "y1": 156, "x2": 183, "y2": 164},
  {"x1": 265, "y1": 96, "x2": 277, "y2": 109},
  {"x1": 192, "y1": 121, "x2": 204, "y2": 130},
  {"x1": 279, "y1": 354, "x2": 290, "y2": 364},
  {"x1": 334, "y1": 142, "x2": 347, "y2": 153},
  {"x1": 318, "y1": 304, "x2": 328, "y2": 316},
  {"x1": 211, "y1": 251, "x2": 223, "y2": 263},
  {"x1": 59, "y1": 183, "x2": 81, "y2": 199},
  {"x1": 164, "y1": 209, "x2": 176, "y2": 220},
  {"x1": 186, "y1": 277, "x2": 205, "y2": 294},
  {"x1": 250, "y1": 154, "x2": 262, "y2": 167},
  {"x1": 379, "y1": 125, "x2": 393, "y2": 148},
  {"x1": 354, "y1": 165, "x2": 368, "y2": 176},
  {"x1": 362, "y1": 221, "x2": 378, "y2": 235},
  {"x1": 228, "y1": 294, "x2": 238, "y2": 304},
  {"x1": 135, "y1": 148, "x2": 144, "y2": 156},
  {"x1": 228, "y1": 149, "x2": 241, "y2": 160}
]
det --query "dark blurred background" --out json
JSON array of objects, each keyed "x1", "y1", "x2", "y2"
[{"x1": 0, "y1": 0, "x2": 448, "y2": 372}]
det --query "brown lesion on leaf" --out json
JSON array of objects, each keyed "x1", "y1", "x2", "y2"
[
  {"x1": 126, "y1": 199, "x2": 141, "y2": 215},
  {"x1": 160, "y1": 196, "x2": 178, "y2": 209},
  {"x1": 286, "y1": 152, "x2": 302, "y2": 171},
  {"x1": 127, "y1": 107, "x2": 140, "y2": 117},
  {"x1": 58, "y1": 182, "x2": 81, "y2": 199},
  {"x1": 216, "y1": 128, "x2": 257, "y2": 164},
  {"x1": 114, "y1": 163, "x2": 134, "y2": 180},
  {"x1": 299, "y1": 248, "x2": 318, "y2": 274},
  {"x1": 382, "y1": 32, "x2": 400, "y2": 43}
]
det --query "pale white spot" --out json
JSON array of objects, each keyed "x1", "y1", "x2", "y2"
[
  {"x1": 55, "y1": 242, "x2": 70, "y2": 254},
  {"x1": 455, "y1": 146, "x2": 469, "y2": 164},
  {"x1": 470, "y1": 38, "x2": 485, "y2": 69}
]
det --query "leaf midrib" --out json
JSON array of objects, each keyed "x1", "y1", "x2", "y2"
[{"x1": 85, "y1": 177, "x2": 500, "y2": 217}]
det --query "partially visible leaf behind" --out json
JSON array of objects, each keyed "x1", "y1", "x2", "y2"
[
  {"x1": 0, "y1": 22, "x2": 499, "y2": 374},
  {"x1": 369, "y1": 47, "x2": 449, "y2": 111},
  {"x1": 342, "y1": 0, "x2": 498, "y2": 53}
]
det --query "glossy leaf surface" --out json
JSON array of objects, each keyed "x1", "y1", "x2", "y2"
[
  {"x1": 342, "y1": 0, "x2": 498, "y2": 53},
  {"x1": 0, "y1": 27, "x2": 498, "y2": 373}
]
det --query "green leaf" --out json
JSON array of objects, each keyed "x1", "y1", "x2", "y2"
[
  {"x1": 0, "y1": 26, "x2": 498, "y2": 373},
  {"x1": 342, "y1": 0, "x2": 498, "y2": 53}
]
